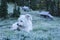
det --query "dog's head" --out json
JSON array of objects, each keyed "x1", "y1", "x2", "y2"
[{"x1": 17, "y1": 14, "x2": 32, "y2": 27}]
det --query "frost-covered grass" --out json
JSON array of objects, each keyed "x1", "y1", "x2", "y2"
[{"x1": 0, "y1": 10, "x2": 60, "y2": 40}]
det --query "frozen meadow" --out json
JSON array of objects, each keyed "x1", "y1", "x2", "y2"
[{"x1": 0, "y1": 3, "x2": 60, "y2": 40}]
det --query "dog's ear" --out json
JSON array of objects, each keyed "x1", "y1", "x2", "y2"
[{"x1": 25, "y1": 14, "x2": 32, "y2": 21}]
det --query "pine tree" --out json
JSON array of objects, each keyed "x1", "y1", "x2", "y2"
[
  {"x1": 0, "y1": 0, "x2": 8, "y2": 18},
  {"x1": 12, "y1": 3, "x2": 20, "y2": 18},
  {"x1": 17, "y1": 6, "x2": 20, "y2": 17},
  {"x1": 57, "y1": 0, "x2": 60, "y2": 16}
]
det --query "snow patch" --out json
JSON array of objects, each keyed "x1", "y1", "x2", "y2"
[{"x1": 7, "y1": 3, "x2": 14, "y2": 14}]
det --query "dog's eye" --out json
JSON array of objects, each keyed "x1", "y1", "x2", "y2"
[{"x1": 20, "y1": 20, "x2": 23, "y2": 22}]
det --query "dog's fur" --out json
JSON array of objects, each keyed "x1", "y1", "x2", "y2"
[{"x1": 11, "y1": 14, "x2": 32, "y2": 32}]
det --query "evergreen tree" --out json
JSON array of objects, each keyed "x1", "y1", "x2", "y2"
[
  {"x1": 57, "y1": 0, "x2": 60, "y2": 16},
  {"x1": 12, "y1": 3, "x2": 20, "y2": 18},
  {"x1": 45, "y1": 0, "x2": 50, "y2": 11},
  {"x1": 0, "y1": 0, "x2": 8, "y2": 18},
  {"x1": 17, "y1": 6, "x2": 20, "y2": 17}
]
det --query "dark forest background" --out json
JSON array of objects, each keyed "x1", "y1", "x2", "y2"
[{"x1": 0, "y1": 0, "x2": 60, "y2": 18}]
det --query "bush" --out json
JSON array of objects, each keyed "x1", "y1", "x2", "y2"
[{"x1": 0, "y1": 0, "x2": 8, "y2": 18}]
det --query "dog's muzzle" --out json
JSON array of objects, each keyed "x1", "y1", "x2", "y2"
[
  {"x1": 17, "y1": 23, "x2": 23, "y2": 27},
  {"x1": 17, "y1": 23, "x2": 23, "y2": 31},
  {"x1": 17, "y1": 23, "x2": 25, "y2": 31},
  {"x1": 17, "y1": 23, "x2": 25, "y2": 28}
]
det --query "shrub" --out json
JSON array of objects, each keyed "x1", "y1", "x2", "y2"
[{"x1": 0, "y1": 0, "x2": 8, "y2": 18}]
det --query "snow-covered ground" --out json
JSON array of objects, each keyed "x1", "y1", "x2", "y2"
[{"x1": 0, "y1": 10, "x2": 60, "y2": 40}]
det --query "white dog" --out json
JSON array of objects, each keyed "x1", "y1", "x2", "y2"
[{"x1": 11, "y1": 14, "x2": 32, "y2": 32}]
